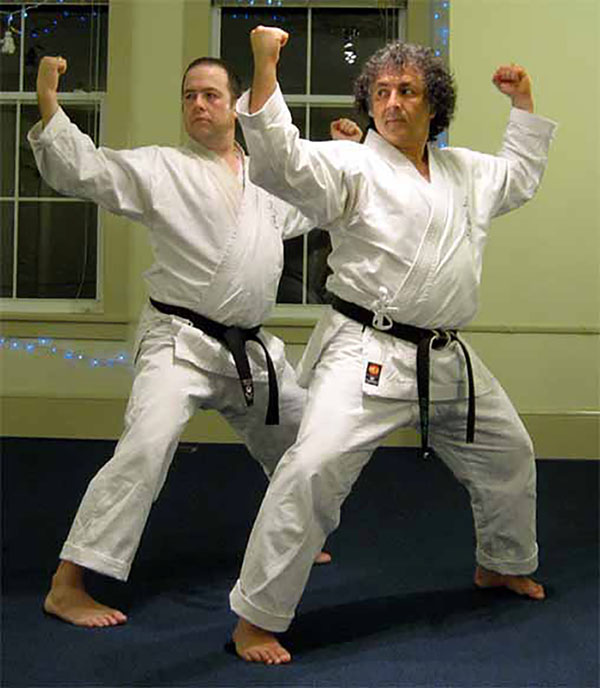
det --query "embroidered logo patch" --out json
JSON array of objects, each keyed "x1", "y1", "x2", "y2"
[{"x1": 365, "y1": 362, "x2": 382, "y2": 386}]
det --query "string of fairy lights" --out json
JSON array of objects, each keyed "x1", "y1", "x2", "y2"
[
  {"x1": 1, "y1": 1, "x2": 104, "y2": 55},
  {"x1": 0, "y1": 336, "x2": 132, "y2": 368}
]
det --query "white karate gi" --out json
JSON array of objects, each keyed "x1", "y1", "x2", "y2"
[
  {"x1": 229, "y1": 86, "x2": 557, "y2": 632},
  {"x1": 28, "y1": 108, "x2": 314, "y2": 581}
]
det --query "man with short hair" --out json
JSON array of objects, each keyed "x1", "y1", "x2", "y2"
[
  {"x1": 30, "y1": 54, "x2": 332, "y2": 628},
  {"x1": 228, "y1": 27, "x2": 557, "y2": 664}
]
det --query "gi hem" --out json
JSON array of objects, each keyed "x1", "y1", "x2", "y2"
[
  {"x1": 229, "y1": 580, "x2": 293, "y2": 633},
  {"x1": 60, "y1": 542, "x2": 130, "y2": 582},
  {"x1": 476, "y1": 543, "x2": 539, "y2": 576}
]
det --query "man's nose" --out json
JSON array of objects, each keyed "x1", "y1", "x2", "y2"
[
  {"x1": 387, "y1": 90, "x2": 402, "y2": 108},
  {"x1": 191, "y1": 93, "x2": 206, "y2": 109}
]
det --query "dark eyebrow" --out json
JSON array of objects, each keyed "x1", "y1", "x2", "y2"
[
  {"x1": 376, "y1": 77, "x2": 417, "y2": 88},
  {"x1": 183, "y1": 87, "x2": 222, "y2": 97}
]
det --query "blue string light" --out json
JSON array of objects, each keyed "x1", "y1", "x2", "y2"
[
  {"x1": 431, "y1": 1, "x2": 450, "y2": 147},
  {"x1": 1, "y1": 336, "x2": 132, "y2": 369},
  {"x1": 1, "y1": 1, "x2": 98, "y2": 40}
]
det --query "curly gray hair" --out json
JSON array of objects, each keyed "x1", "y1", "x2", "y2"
[{"x1": 354, "y1": 42, "x2": 456, "y2": 141}]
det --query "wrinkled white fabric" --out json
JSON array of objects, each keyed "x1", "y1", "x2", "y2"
[
  {"x1": 61, "y1": 316, "x2": 305, "y2": 580},
  {"x1": 237, "y1": 87, "x2": 556, "y2": 330},
  {"x1": 229, "y1": 85, "x2": 556, "y2": 631},
  {"x1": 28, "y1": 109, "x2": 313, "y2": 580}
]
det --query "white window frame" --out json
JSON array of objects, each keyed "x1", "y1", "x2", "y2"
[
  {"x1": 0, "y1": 2, "x2": 107, "y2": 315},
  {"x1": 212, "y1": 1, "x2": 406, "y2": 322}
]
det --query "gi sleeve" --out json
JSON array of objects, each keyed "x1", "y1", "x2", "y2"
[
  {"x1": 468, "y1": 108, "x2": 557, "y2": 219},
  {"x1": 27, "y1": 107, "x2": 155, "y2": 223},
  {"x1": 270, "y1": 195, "x2": 316, "y2": 240},
  {"x1": 237, "y1": 85, "x2": 352, "y2": 228}
]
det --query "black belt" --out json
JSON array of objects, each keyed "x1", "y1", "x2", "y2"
[
  {"x1": 150, "y1": 299, "x2": 279, "y2": 425},
  {"x1": 330, "y1": 294, "x2": 475, "y2": 458}
]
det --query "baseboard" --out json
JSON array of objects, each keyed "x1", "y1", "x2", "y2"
[{"x1": 1, "y1": 397, "x2": 598, "y2": 459}]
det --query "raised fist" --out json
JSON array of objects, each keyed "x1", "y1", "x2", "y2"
[
  {"x1": 250, "y1": 25, "x2": 289, "y2": 66},
  {"x1": 37, "y1": 56, "x2": 68, "y2": 94},
  {"x1": 330, "y1": 118, "x2": 363, "y2": 142},
  {"x1": 492, "y1": 64, "x2": 533, "y2": 112}
]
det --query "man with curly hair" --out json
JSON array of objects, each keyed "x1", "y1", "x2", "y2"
[{"x1": 229, "y1": 27, "x2": 557, "y2": 664}]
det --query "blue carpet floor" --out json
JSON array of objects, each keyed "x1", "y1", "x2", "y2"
[{"x1": 2, "y1": 438, "x2": 598, "y2": 687}]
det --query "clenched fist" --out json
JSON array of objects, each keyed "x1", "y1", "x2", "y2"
[
  {"x1": 37, "y1": 56, "x2": 68, "y2": 94},
  {"x1": 330, "y1": 118, "x2": 363, "y2": 143},
  {"x1": 250, "y1": 25, "x2": 289, "y2": 66},
  {"x1": 492, "y1": 64, "x2": 534, "y2": 112}
]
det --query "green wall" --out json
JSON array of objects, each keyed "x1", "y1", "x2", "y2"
[
  {"x1": 448, "y1": 0, "x2": 599, "y2": 455},
  {"x1": 1, "y1": 0, "x2": 598, "y2": 457}
]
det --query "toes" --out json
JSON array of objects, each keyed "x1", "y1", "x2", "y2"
[
  {"x1": 237, "y1": 642, "x2": 291, "y2": 665},
  {"x1": 81, "y1": 612, "x2": 125, "y2": 628},
  {"x1": 276, "y1": 648, "x2": 292, "y2": 663},
  {"x1": 314, "y1": 551, "x2": 332, "y2": 565},
  {"x1": 525, "y1": 581, "x2": 545, "y2": 600}
]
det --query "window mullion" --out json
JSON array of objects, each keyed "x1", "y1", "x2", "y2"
[
  {"x1": 11, "y1": 4, "x2": 26, "y2": 297},
  {"x1": 94, "y1": 1, "x2": 101, "y2": 95},
  {"x1": 18, "y1": 4, "x2": 25, "y2": 92},
  {"x1": 211, "y1": 7, "x2": 221, "y2": 57},
  {"x1": 13, "y1": 103, "x2": 21, "y2": 298}
]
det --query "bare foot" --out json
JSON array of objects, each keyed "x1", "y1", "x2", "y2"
[
  {"x1": 314, "y1": 550, "x2": 332, "y2": 565},
  {"x1": 474, "y1": 565, "x2": 545, "y2": 600},
  {"x1": 232, "y1": 618, "x2": 291, "y2": 664},
  {"x1": 43, "y1": 561, "x2": 128, "y2": 627}
]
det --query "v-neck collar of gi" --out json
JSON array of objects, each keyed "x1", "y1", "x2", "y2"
[
  {"x1": 184, "y1": 137, "x2": 246, "y2": 172},
  {"x1": 364, "y1": 128, "x2": 435, "y2": 185}
]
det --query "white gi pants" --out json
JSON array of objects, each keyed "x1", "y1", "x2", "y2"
[
  {"x1": 60, "y1": 321, "x2": 306, "y2": 581},
  {"x1": 230, "y1": 322, "x2": 538, "y2": 633}
]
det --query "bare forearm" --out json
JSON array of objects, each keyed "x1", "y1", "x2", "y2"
[
  {"x1": 37, "y1": 89, "x2": 59, "y2": 127},
  {"x1": 250, "y1": 62, "x2": 278, "y2": 114},
  {"x1": 511, "y1": 94, "x2": 534, "y2": 113},
  {"x1": 36, "y1": 56, "x2": 67, "y2": 127}
]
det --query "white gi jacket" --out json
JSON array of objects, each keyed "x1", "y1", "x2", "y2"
[
  {"x1": 236, "y1": 86, "x2": 557, "y2": 401},
  {"x1": 28, "y1": 108, "x2": 314, "y2": 381}
]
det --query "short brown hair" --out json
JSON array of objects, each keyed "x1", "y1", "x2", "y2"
[{"x1": 181, "y1": 57, "x2": 243, "y2": 104}]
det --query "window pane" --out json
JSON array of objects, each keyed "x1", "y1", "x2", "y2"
[
  {"x1": 307, "y1": 229, "x2": 331, "y2": 304},
  {"x1": 289, "y1": 106, "x2": 306, "y2": 137},
  {"x1": 23, "y1": 3, "x2": 109, "y2": 92},
  {"x1": 0, "y1": 104, "x2": 16, "y2": 195},
  {"x1": 1, "y1": 201, "x2": 14, "y2": 296},
  {"x1": 311, "y1": 9, "x2": 400, "y2": 95},
  {"x1": 309, "y1": 105, "x2": 367, "y2": 142},
  {"x1": 17, "y1": 200, "x2": 97, "y2": 298},
  {"x1": 0, "y1": 4, "x2": 20, "y2": 91},
  {"x1": 19, "y1": 103, "x2": 100, "y2": 197},
  {"x1": 221, "y1": 8, "x2": 308, "y2": 94},
  {"x1": 277, "y1": 235, "x2": 303, "y2": 304},
  {"x1": 277, "y1": 230, "x2": 332, "y2": 305}
]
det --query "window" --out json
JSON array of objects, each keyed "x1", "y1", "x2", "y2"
[
  {"x1": 213, "y1": 0, "x2": 407, "y2": 306},
  {"x1": 0, "y1": 0, "x2": 108, "y2": 312}
]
